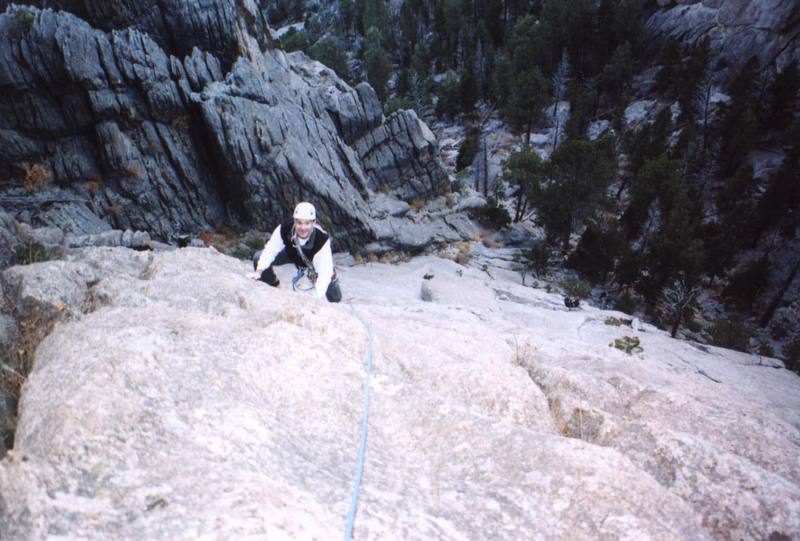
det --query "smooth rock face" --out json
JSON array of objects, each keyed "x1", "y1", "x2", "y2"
[
  {"x1": 644, "y1": 0, "x2": 800, "y2": 70},
  {"x1": 354, "y1": 109, "x2": 448, "y2": 200},
  {"x1": 0, "y1": 247, "x2": 798, "y2": 539},
  {"x1": 0, "y1": 4, "x2": 447, "y2": 250},
  {"x1": 372, "y1": 212, "x2": 479, "y2": 250}
]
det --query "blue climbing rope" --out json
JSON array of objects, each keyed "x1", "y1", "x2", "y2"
[
  {"x1": 343, "y1": 303, "x2": 374, "y2": 541},
  {"x1": 291, "y1": 268, "x2": 315, "y2": 292}
]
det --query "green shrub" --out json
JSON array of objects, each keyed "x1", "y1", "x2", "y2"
[
  {"x1": 722, "y1": 257, "x2": 770, "y2": 310},
  {"x1": 707, "y1": 316, "x2": 752, "y2": 352},
  {"x1": 279, "y1": 28, "x2": 308, "y2": 52},
  {"x1": 452, "y1": 170, "x2": 468, "y2": 194},
  {"x1": 308, "y1": 36, "x2": 349, "y2": 80},
  {"x1": 782, "y1": 335, "x2": 800, "y2": 373},
  {"x1": 456, "y1": 126, "x2": 481, "y2": 171},
  {"x1": 525, "y1": 241, "x2": 553, "y2": 279},
  {"x1": 229, "y1": 246, "x2": 256, "y2": 261},
  {"x1": 567, "y1": 223, "x2": 624, "y2": 282},
  {"x1": 14, "y1": 8, "x2": 36, "y2": 30},
  {"x1": 471, "y1": 198, "x2": 511, "y2": 229},
  {"x1": 560, "y1": 276, "x2": 592, "y2": 298},
  {"x1": 605, "y1": 316, "x2": 632, "y2": 326},
  {"x1": 244, "y1": 236, "x2": 264, "y2": 251},
  {"x1": 757, "y1": 341, "x2": 774, "y2": 357},
  {"x1": 685, "y1": 317, "x2": 703, "y2": 333},
  {"x1": 384, "y1": 96, "x2": 412, "y2": 116},
  {"x1": 435, "y1": 73, "x2": 461, "y2": 119},
  {"x1": 614, "y1": 292, "x2": 637, "y2": 315},
  {"x1": 13, "y1": 242, "x2": 62, "y2": 266},
  {"x1": 610, "y1": 336, "x2": 643, "y2": 354}
]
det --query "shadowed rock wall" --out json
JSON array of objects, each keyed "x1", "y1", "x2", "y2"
[{"x1": 0, "y1": 2, "x2": 447, "y2": 253}]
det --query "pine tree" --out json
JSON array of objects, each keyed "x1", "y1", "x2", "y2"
[
  {"x1": 655, "y1": 39, "x2": 681, "y2": 95},
  {"x1": 508, "y1": 15, "x2": 551, "y2": 76},
  {"x1": 503, "y1": 67, "x2": 548, "y2": 141},
  {"x1": 459, "y1": 55, "x2": 479, "y2": 113},
  {"x1": 622, "y1": 153, "x2": 679, "y2": 243},
  {"x1": 631, "y1": 155, "x2": 704, "y2": 299},
  {"x1": 535, "y1": 137, "x2": 616, "y2": 250},
  {"x1": 435, "y1": 73, "x2": 461, "y2": 119},
  {"x1": 565, "y1": 80, "x2": 596, "y2": 139},
  {"x1": 568, "y1": 221, "x2": 624, "y2": 282},
  {"x1": 765, "y1": 60, "x2": 800, "y2": 132},
  {"x1": 718, "y1": 57, "x2": 761, "y2": 176},
  {"x1": 755, "y1": 125, "x2": 800, "y2": 237},
  {"x1": 502, "y1": 148, "x2": 544, "y2": 221},
  {"x1": 598, "y1": 42, "x2": 634, "y2": 100},
  {"x1": 485, "y1": 0, "x2": 505, "y2": 46},
  {"x1": 339, "y1": 0, "x2": 356, "y2": 37},
  {"x1": 363, "y1": 27, "x2": 391, "y2": 101},
  {"x1": 399, "y1": 0, "x2": 417, "y2": 48},
  {"x1": 308, "y1": 37, "x2": 350, "y2": 81},
  {"x1": 540, "y1": 0, "x2": 599, "y2": 78}
]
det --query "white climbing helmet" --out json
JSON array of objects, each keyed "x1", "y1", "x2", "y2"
[{"x1": 293, "y1": 202, "x2": 316, "y2": 221}]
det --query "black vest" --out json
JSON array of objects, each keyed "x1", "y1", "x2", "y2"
[{"x1": 280, "y1": 218, "x2": 329, "y2": 268}]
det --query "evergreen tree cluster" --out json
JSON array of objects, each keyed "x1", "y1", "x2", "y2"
[
  {"x1": 270, "y1": 0, "x2": 799, "y2": 345},
  {"x1": 271, "y1": 0, "x2": 647, "y2": 121}
]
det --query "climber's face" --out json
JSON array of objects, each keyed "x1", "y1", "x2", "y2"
[{"x1": 294, "y1": 218, "x2": 315, "y2": 239}]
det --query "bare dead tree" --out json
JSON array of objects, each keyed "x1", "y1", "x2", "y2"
[
  {"x1": 693, "y1": 71, "x2": 715, "y2": 154},
  {"x1": 659, "y1": 278, "x2": 700, "y2": 338},
  {"x1": 551, "y1": 49, "x2": 570, "y2": 152}
]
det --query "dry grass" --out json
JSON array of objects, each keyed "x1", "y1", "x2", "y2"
[
  {"x1": 378, "y1": 251, "x2": 410, "y2": 265},
  {"x1": 481, "y1": 236, "x2": 502, "y2": 248},
  {"x1": 106, "y1": 204, "x2": 120, "y2": 219},
  {"x1": 171, "y1": 115, "x2": 189, "y2": 130},
  {"x1": 0, "y1": 302, "x2": 59, "y2": 449},
  {"x1": 23, "y1": 164, "x2": 51, "y2": 193},
  {"x1": 410, "y1": 197, "x2": 427, "y2": 211},
  {"x1": 455, "y1": 241, "x2": 471, "y2": 265},
  {"x1": 199, "y1": 230, "x2": 214, "y2": 247},
  {"x1": 127, "y1": 163, "x2": 143, "y2": 179},
  {"x1": 83, "y1": 180, "x2": 102, "y2": 195},
  {"x1": 512, "y1": 338, "x2": 536, "y2": 368}
]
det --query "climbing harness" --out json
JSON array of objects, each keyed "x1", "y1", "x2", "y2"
[
  {"x1": 343, "y1": 303, "x2": 374, "y2": 541},
  {"x1": 290, "y1": 231, "x2": 340, "y2": 295},
  {"x1": 290, "y1": 267, "x2": 316, "y2": 292}
]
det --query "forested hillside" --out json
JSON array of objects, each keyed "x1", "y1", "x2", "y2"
[{"x1": 270, "y1": 0, "x2": 800, "y2": 365}]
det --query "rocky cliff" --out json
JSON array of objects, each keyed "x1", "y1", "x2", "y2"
[
  {"x1": 643, "y1": 0, "x2": 800, "y2": 70},
  {"x1": 0, "y1": 2, "x2": 448, "y2": 253},
  {"x1": 0, "y1": 246, "x2": 798, "y2": 539}
]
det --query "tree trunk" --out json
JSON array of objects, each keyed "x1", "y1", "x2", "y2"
[
  {"x1": 615, "y1": 179, "x2": 628, "y2": 200},
  {"x1": 759, "y1": 257, "x2": 800, "y2": 327},
  {"x1": 670, "y1": 313, "x2": 682, "y2": 338},
  {"x1": 562, "y1": 217, "x2": 572, "y2": 252},
  {"x1": 526, "y1": 118, "x2": 532, "y2": 147},
  {"x1": 482, "y1": 141, "x2": 490, "y2": 196}
]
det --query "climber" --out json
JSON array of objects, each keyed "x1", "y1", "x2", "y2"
[
  {"x1": 249, "y1": 202, "x2": 342, "y2": 303},
  {"x1": 564, "y1": 295, "x2": 581, "y2": 310}
]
